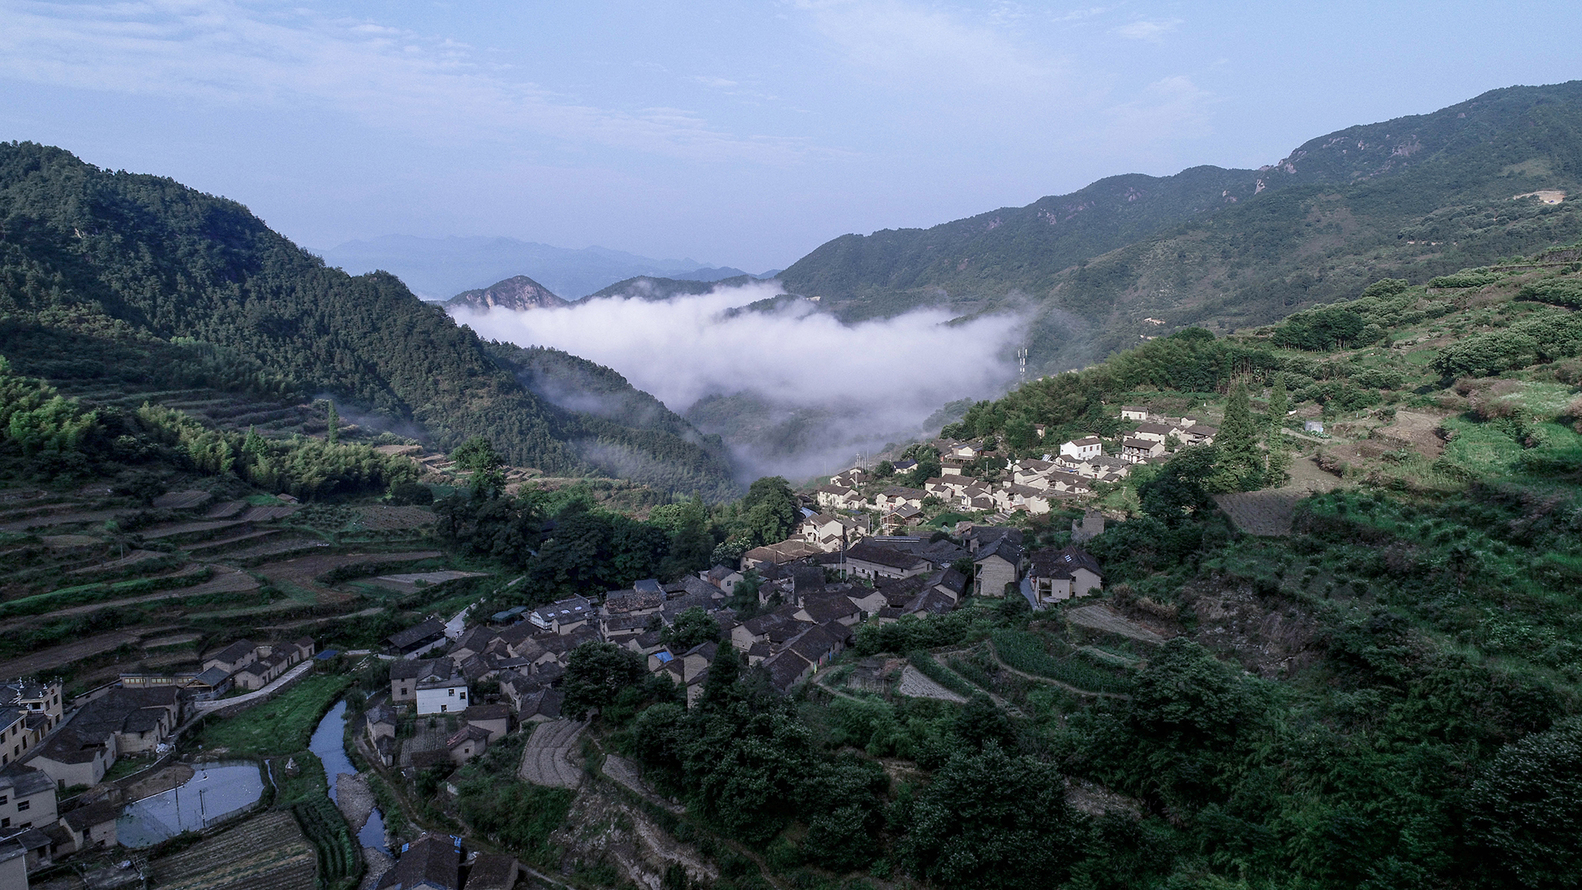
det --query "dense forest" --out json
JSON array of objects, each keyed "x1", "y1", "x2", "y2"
[{"x1": 0, "y1": 142, "x2": 740, "y2": 498}]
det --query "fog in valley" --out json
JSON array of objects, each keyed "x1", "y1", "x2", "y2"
[{"x1": 451, "y1": 281, "x2": 1025, "y2": 481}]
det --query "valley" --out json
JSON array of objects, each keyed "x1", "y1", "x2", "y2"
[{"x1": 0, "y1": 79, "x2": 1581, "y2": 890}]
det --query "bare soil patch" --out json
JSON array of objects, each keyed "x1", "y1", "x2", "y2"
[
  {"x1": 1067, "y1": 604, "x2": 1167, "y2": 644},
  {"x1": 1371, "y1": 409, "x2": 1449, "y2": 459},
  {"x1": 254, "y1": 550, "x2": 442, "y2": 596},
  {"x1": 365, "y1": 570, "x2": 487, "y2": 594},
  {"x1": 895, "y1": 665, "x2": 967, "y2": 702},
  {"x1": 1184, "y1": 579, "x2": 1322, "y2": 678},
  {"x1": 141, "y1": 519, "x2": 247, "y2": 540},
  {"x1": 125, "y1": 764, "x2": 195, "y2": 801},
  {"x1": 153, "y1": 490, "x2": 211, "y2": 510}
]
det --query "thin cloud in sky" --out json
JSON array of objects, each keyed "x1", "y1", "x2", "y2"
[
  {"x1": 1104, "y1": 74, "x2": 1216, "y2": 147},
  {"x1": 1114, "y1": 18, "x2": 1182, "y2": 42},
  {"x1": 793, "y1": 0, "x2": 1069, "y2": 96},
  {"x1": 0, "y1": 0, "x2": 815, "y2": 165}
]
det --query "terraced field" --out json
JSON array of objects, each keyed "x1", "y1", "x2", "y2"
[
  {"x1": 0, "y1": 482, "x2": 464, "y2": 690},
  {"x1": 147, "y1": 810, "x2": 317, "y2": 890}
]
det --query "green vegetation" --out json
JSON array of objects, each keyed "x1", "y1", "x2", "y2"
[
  {"x1": 0, "y1": 142, "x2": 738, "y2": 497},
  {"x1": 291, "y1": 795, "x2": 361, "y2": 890},
  {"x1": 453, "y1": 737, "x2": 573, "y2": 868},
  {"x1": 781, "y1": 82, "x2": 1582, "y2": 377},
  {"x1": 196, "y1": 673, "x2": 351, "y2": 757}
]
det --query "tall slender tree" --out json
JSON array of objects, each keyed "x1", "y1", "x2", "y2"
[{"x1": 1210, "y1": 381, "x2": 1263, "y2": 492}]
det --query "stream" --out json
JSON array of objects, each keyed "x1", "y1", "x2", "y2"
[{"x1": 310, "y1": 700, "x2": 389, "y2": 853}]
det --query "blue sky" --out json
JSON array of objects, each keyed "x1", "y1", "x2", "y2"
[{"x1": 3, "y1": 1, "x2": 1580, "y2": 271}]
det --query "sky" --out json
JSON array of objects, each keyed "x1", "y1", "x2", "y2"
[{"x1": 3, "y1": 1, "x2": 1581, "y2": 272}]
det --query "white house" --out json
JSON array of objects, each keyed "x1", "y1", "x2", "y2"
[
  {"x1": 1059, "y1": 437, "x2": 1103, "y2": 461},
  {"x1": 416, "y1": 670, "x2": 470, "y2": 715}
]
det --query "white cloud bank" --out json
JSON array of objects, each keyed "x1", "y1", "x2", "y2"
[{"x1": 452, "y1": 281, "x2": 1024, "y2": 480}]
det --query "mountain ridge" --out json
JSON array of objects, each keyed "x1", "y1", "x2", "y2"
[
  {"x1": 779, "y1": 81, "x2": 1582, "y2": 374},
  {"x1": 322, "y1": 234, "x2": 752, "y2": 300},
  {"x1": 0, "y1": 141, "x2": 741, "y2": 498}
]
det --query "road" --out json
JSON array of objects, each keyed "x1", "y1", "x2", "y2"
[{"x1": 192, "y1": 659, "x2": 314, "y2": 713}]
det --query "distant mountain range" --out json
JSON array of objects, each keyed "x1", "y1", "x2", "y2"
[
  {"x1": 780, "y1": 80, "x2": 1582, "y2": 374},
  {"x1": 320, "y1": 234, "x2": 760, "y2": 300}
]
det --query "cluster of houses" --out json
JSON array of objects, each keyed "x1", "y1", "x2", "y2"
[
  {"x1": 120, "y1": 636, "x2": 317, "y2": 701},
  {"x1": 813, "y1": 408, "x2": 1217, "y2": 527},
  {"x1": 373, "y1": 832, "x2": 523, "y2": 890},
  {"x1": 372, "y1": 519, "x2": 1107, "y2": 771},
  {"x1": 0, "y1": 678, "x2": 155, "y2": 882},
  {"x1": 0, "y1": 637, "x2": 326, "y2": 882}
]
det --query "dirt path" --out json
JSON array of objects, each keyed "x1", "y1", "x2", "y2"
[
  {"x1": 602, "y1": 754, "x2": 684, "y2": 814},
  {"x1": 192, "y1": 660, "x2": 314, "y2": 713},
  {"x1": 41, "y1": 566, "x2": 260, "y2": 619},
  {"x1": 518, "y1": 719, "x2": 585, "y2": 788}
]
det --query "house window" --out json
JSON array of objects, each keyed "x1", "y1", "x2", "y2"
[
  {"x1": 448, "y1": 688, "x2": 454, "y2": 696},
  {"x1": 440, "y1": 705, "x2": 447, "y2": 713},
  {"x1": 1, "y1": 818, "x2": 8, "y2": 828},
  {"x1": 16, "y1": 800, "x2": 27, "y2": 811},
  {"x1": 458, "y1": 692, "x2": 466, "y2": 700}
]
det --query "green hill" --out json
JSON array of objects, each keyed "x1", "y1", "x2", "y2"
[
  {"x1": 0, "y1": 142, "x2": 738, "y2": 497},
  {"x1": 780, "y1": 81, "x2": 1582, "y2": 372}
]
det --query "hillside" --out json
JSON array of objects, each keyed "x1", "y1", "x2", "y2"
[
  {"x1": 587, "y1": 273, "x2": 761, "y2": 301},
  {"x1": 0, "y1": 142, "x2": 739, "y2": 497},
  {"x1": 447, "y1": 275, "x2": 569, "y2": 312},
  {"x1": 781, "y1": 81, "x2": 1582, "y2": 373}
]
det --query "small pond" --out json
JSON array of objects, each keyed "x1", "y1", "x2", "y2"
[
  {"x1": 311, "y1": 700, "x2": 387, "y2": 852},
  {"x1": 117, "y1": 761, "x2": 265, "y2": 848}
]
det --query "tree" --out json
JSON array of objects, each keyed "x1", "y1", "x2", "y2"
[
  {"x1": 662, "y1": 607, "x2": 721, "y2": 652},
  {"x1": 325, "y1": 400, "x2": 340, "y2": 445},
  {"x1": 561, "y1": 642, "x2": 646, "y2": 719},
  {"x1": 662, "y1": 497, "x2": 713, "y2": 578},
  {"x1": 1265, "y1": 373, "x2": 1288, "y2": 432},
  {"x1": 742, "y1": 476, "x2": 798, "y2": 546},
  {"x1": 1208, "y1": 381, "x2": 1264, "y2": 492},
  {"x1": 1465, "y1": 716, "x2": 1582, "y2": 888},
  {"x1": 899, "y1": 744, "x2": 1083, "y2": 890},
  {"x1": 451, "y1": 436, "x2": 506, "y2": 498}
]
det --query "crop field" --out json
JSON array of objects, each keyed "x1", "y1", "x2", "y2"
[
  {"x1": 1214, "y1": 490, "x2": 1302, "y2": 536},
  {"x1": 147, "y1": 810, "x2": 317, "y2": 890}
]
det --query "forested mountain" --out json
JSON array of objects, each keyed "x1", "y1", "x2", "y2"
[
  {"x1": 588, "y1": 273, "x2": 761, "y2": 301},
  {"x1": 0, "y1": 142, "x2": 739, "y2": 497},
  {"x1": 780, "y1": 81, "x2": 1582, "y2": 372},
  {"x1": 447, "y1": 275, "x2": 569, "y2": 312}
]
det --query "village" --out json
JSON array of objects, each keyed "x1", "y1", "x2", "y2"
[
  {"x1": 0, "y1": 403, "x2": 1225, "y2": 889},
  {"x1": 0, "y1": 514, "x2": 1113, "y2": 888}
]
